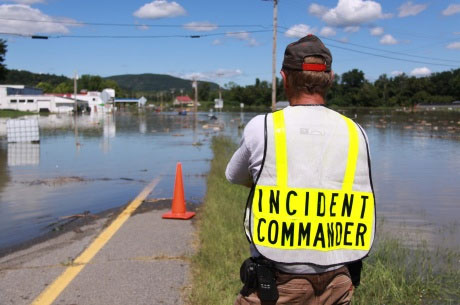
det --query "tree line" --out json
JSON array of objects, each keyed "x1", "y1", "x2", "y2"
[
  {"x1": 2, "y1": 70, "x2": 126, "y2": 96},
  {"x1": 206, "y1": 68, "x2": 460, "y2": 108},
  {"x1": 0, "y1": 39, "x2": 458, "y2": 107},
  {"x1": 5, "y1": 68, "x2": 460, "y2": 108},
  {"x1": 327, "y1": 68, "x2": 460, "y2": 107}
]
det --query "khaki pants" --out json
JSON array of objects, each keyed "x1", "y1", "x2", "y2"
[{"x1": 235, "y1": 266, "x2": 353, "y2": 305}]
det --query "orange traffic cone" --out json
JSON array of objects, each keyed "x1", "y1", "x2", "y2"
[{"x1": 162, "y1": 162, "x2": 196, "y2": 220}]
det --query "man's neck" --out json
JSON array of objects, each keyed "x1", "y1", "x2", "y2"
[{"x1": 289, "y1": 93, "x2": 325, "y2": 106}]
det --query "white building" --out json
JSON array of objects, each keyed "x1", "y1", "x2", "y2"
[
  {"x1": 0, "y1": 85, "x2": 81, "y2": 113},
  {"x1": 51, "y1": 88, "x2": 115, "y2": 113}
]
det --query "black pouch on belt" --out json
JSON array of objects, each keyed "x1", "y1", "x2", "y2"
[
  {"x1": 240, "y1": 258, "x2": 257, "y2": 296},
  {"x1": 240, "y1": 258, "x2": 279, "y2": 302},
  {"x1": 347, "y1": 260, "x2": 363, "y2": 287},
  {"x1": 255, "y1": 262, "x2": 279, "y2": 302}
]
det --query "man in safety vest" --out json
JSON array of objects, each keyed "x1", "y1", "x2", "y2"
[{"x1": 226, "y1": 34, "x2": 375, "y2": 305}]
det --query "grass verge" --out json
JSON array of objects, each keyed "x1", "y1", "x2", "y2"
[
  {"x1": 190, "y1": 135, "x2": 459, "y2": 305},
  {"x1": 353, "y1": 235, "x2": 459, "y2": 305},
  {"x1": 0, "y1": 110, "x2": 35, "y2": 118},
  {"x1": 189, "y1": 136, "x2": 249, "y2": 305}
]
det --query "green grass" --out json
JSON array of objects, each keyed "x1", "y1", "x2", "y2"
[
  {"x1": 0, "y1": 109, "x2": 36, "y2": 118},
  {"x1": 354, "y1": 236, "x2": 459, "y2": 305},
  {"x1": 189, "y1": 136, "x2": 249, "y2": 305},
  {"x1": 190, "y1": 135, "x2": 460, "y2": 305}
]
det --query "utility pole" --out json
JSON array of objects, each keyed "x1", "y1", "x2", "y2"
[
  {"x1": 268, "y1": 0, "x2": 278, "y2": 111},
  {"x1": 216, "y1": 72, "x2": 224, "y2": 112},
  {"x1": 193, "y1": 79, "x2": 198, "y2": 113},
  {"x1": 192, "y1": 80, "x2": 198, "y2": 138},
  {"x1": 160, "y1": 91, "x2": 164, "y2": 112},
  {"x1": 73, "y1": 72, "x2": 79, "y2": 146},
  {"x1": 384, "y1": 82, "x2": 387, "y2": 105},
  {"x1": 73, "y1": 72, "x2": 78, "y2": 114}
]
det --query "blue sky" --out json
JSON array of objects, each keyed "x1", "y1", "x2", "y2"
[{"x1": 0, "y1": 0, "x2": 459, "y2": 86}]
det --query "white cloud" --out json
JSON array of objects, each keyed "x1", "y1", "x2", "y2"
[
  {"x1": 247, "y1": 39, "x2": 259, "y2": 47},
  {"x1": 391, "y1": 70, "x2": 403, "y2": 76},
  {"x1": 398, "y1": 1, "x2": 427, "y2": 17},
  {"x1": 344, "y1": 26, "x2": 359, "y2": 33},
  {"x1": 308, "y1": 3, "x2": 329, "y2": 17},
  {"x1": 446, "y1": 42, "x2": 460, "y2": 49},
  {"x1": 285, "y1": 24, "x2": 316, "y2": 38},
  {"x1": 180, "y1": 72, "x2": 207, "y2": 80},
  {"x1": 133, "y1": 0, "x2": 186, "y2": 19},
  {"x1": 370, "y1": 26, "x2": 384, "y2": 36},
  {"x1": 310, "y1": 0, "x2": 386, "y2": 27},
  {"x1": 212, "y1": 39, "x2": 222, "y2": 45},
  {"x1": 226, "y1": 31, "x2": 259, "y2": 46},
  {"x1": 213, "y1": 69, "x2": 243, "y2": 78},
  {"x1": 380, "y1": 34, "x2": 398, "y2": 45},
  {"x1": 137, "y1": 24, "x2": 149, "y2": 30},
  {"x1": 442, "y1": 4, "x2": 460, "y2": 16},
  {"x1": 3, "y1": 0, "x2": 45, "y2": 4},
  {"x1": 183, "y1": 21, "x2": 217, "y2": 32},
  {"x1": 319, "y1": 26, "x2": 336, "y2": 37},
  {"x1": 410, "y1": 67, "x2": 431, "y2": 77},
  {"x1": 177, "y1": 69, "x2": 243, "y2": 81},
  {"x1": 226, "y1": 31, "x2": 250, "y2": 40},
  {"x1": 0, "y1": 4, "x2": 76, "y2": 35},
  {"x1": 178, "y1": 72, "x2": 209, "y2": 80}
]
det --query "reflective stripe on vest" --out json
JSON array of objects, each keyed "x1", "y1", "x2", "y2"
[{"x1": 247, "y1": 109, "x2": 375, "y2": 266}]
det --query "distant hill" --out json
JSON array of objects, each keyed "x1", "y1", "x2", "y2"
[
  {"x1": 2, "y1": 69, "x2": 70, "y2": 87},
  {"x1": 1, "y1": 70, "x2": 220, "y2": 93},
  {"x1": 105, "y1": 73, "x2": 219, "y2": 93}
]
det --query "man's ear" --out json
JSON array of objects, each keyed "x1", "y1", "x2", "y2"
[
  {"x1": 331, "y1": 70, "x2": 335, "y2": 82},
  {"x1": 280, "y1": 70, "x2": 288, "y2": 90}
]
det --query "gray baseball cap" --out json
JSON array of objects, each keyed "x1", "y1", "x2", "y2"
[{"x1": 282, "y1": 34, "x2": 332, "y2": 72}]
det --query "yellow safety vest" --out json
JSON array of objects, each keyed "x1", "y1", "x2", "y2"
[{"x1": 245, "y1": 108, "x2": 375, "y2": 266}]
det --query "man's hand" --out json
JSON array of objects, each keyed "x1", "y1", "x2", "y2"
[{"x1": 244, "y1": 181, "x2": 254, "y2": 188}]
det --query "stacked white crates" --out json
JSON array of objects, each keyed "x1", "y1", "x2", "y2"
[
  {"x1": 6, "y1": 118, "x2": 40, "y2": 143},
  {"x1": 6, "y1": 118, "x2": 40, "y2": 166}
]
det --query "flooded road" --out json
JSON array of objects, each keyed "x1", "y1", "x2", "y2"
[
  {"x1": 0, "y1": 111, "x2": 218, "y2": 250},
  {"x1": 0, "y1": 108, "x2": 459, "y2": 251}
]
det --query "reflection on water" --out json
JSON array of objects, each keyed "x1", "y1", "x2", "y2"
[
  {"x1": 0, "y1": 146, "x2": 10, "y2": 195},
  {"x1": 340, "y1": 109, "x2": 460, "y2": 249},
  {"x1": 0, "y1": 109, "x2": 458, "y2": 252},
  {"x1": 7, "y1": 143, "x2": 40, "y2": 166}
]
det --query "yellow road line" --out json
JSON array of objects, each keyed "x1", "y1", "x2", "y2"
[{"x1": 31, "y1": 178, "x2": 160, "y2": 305}]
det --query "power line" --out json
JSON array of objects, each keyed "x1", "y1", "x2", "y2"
[
  {"x1": 1, "y1": 20, "x2": 458, "y2": 68},
  {"x1": 278, "y1": 26, "x2": 460, "y2": 64},
  {"x1": 0, "y1": 30, "x2": 273, "y2": 39},
  {"x1": 2, "y1": 16, "x2": 456, "y2": 64},
  {"x1": 189, "y1": 30, "x2": 272, "y2": 38},
  {"x1": 325, "y1": 42, "x2": 458, "y2": 68},
  {"x1": 319, "y1": 35, "x2": 460, "y2": 64},
  {"x1": 0, "y1": 17, "x2": 270, "y2": 29},
  {"x1": 0, "y1": 32, "x2": 30, "y2": 38},
  {"x1": 54, "y1": 34, "x2": 194, "y2": 39}
]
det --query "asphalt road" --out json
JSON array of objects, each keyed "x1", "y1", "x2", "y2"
[{"x1": 0, "y1": 199, "x2": 196, "y2": 305}]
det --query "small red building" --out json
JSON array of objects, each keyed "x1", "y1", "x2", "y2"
[{"x1": 173, "y1": 96, "x2": 199, "y2": 107}]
